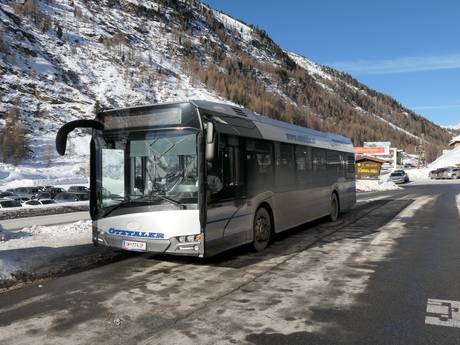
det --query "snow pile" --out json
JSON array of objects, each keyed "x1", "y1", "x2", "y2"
[
  {"x1": 406, "y1": 168, "x2": 431, "y2": 181},
  {"x1": 356, "y1": 179, "x2": 402, "y2": 192},
  {"x1": 0, "y1": 220, "x2": 92, "y2": 282},
  {"x1": 429, "y1": 145, "x2": 460, "y2": 170}
]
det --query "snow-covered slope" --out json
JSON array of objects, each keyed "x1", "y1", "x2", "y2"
[{"x1": 0, "y1": 0, "x2": 451, "y2": 188}]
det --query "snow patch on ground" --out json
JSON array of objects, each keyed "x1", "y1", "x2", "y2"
[
  {"x1": 356, "y1": 179, "x2": 401, "y2": 192},
  {"x1": 0, "y1": 220, "x2": 92, "y2": 282},
  {"x1": 406, "y1": 168, "x2": 430, "y2": 181}
]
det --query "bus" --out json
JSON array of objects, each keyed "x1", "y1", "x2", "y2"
[{"x1": 56, "y1": 100, "x2": 356, "y2": 257}]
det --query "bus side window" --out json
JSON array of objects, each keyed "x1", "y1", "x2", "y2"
[
  {"x1": 295, "y1": 145, "x2": 310, "y2": 186},
  {"x1": 347, "y1": 154, "x2": 355, "y2": 178},
  {"x1": 276, "y1": 143, "x2": 295, "y2": 187},
  {"x1": 210, "y1": 134, "x2": 243, "y2": 200},
  {"x1": 246, "y1": 139, "x2": 274, "y2": 193}
]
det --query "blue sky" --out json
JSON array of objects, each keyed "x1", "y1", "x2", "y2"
[{"x1": 204, "y1": 0, "x2": 460, "y2": 127}]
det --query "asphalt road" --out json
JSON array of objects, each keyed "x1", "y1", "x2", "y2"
[{"x1": 0, "y1": 181, "x2": 459, "y2": 345}]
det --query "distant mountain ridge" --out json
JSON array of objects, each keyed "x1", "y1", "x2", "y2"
[{"x1": 0, "y1": 0, "x2": 451, "y2": 163}]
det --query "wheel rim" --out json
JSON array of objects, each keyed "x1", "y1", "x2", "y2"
[{"x1": 255, "y1": 214, "x2": 270, "y2": 242}]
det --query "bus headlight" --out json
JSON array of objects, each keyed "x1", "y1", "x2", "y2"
[{"x1": 176, "y1": 234, "x2": 201, "y2": 243}]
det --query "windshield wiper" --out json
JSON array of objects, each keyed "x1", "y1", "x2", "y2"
[
  {"x1": 134, "y1": 194, "x2": 186, "y2": 210},
  {"x1": 101, "y1": 196, "x2": 132, "y2": 218}
]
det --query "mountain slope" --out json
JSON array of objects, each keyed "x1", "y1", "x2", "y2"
[{"x1": 0, "y1": 0, "x2": 451, "y2": 166}]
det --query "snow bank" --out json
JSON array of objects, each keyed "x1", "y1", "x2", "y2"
[
  {"x1": 0, "y1": 220, "x2": 92, "y2": 282},
  {"x1": 406, "y1": 168, "x2": 430, "y2": 181},
  {"x1": 429, "y1": 145, "x2": 460, "y2": 170},
  {"x1": 356, "y1": 179, "x2": 401, "y2": 192}
]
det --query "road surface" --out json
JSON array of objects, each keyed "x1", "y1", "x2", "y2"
[
  {"x1": 1, "y1": 212, "x2": 90, "y2": 231},
  {"x1": 0, "y1": 181, "x2": 459, "y2": 345}
]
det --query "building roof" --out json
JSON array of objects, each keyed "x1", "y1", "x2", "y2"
[
  {"x1": 449, "y1": 135, "x2": 460, "y2": 146},
  {"x1": 355, "y1": 155, "x2": 386, "y2": 164}
]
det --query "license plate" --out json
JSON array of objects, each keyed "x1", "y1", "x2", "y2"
[{"x1": 122, "y1": 240, "x2": 146, "y2": 252}]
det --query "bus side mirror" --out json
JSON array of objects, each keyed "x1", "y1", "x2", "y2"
[
  {"x1": 56, "y1": 120, "x2": 104, "y2": 156},
  {"x1": 205, "y1": 122, "x2": 215, "y2": 161}
]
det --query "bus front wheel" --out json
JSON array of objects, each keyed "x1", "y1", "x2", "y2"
[
  {"x1": 329, "y1": 193, "x2": 339, "y2": 222},
  {"x1": 252, "y1": 207, "x2": 272, "y2": 252}
]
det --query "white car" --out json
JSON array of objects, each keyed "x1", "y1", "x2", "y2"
[{"x1": 22, "y1": 199, "x2": 56, "y2": 207}]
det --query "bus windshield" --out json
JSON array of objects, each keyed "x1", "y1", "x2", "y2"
[{"x1": 96, "y1": 129, "x2": 199, "y2": 215}]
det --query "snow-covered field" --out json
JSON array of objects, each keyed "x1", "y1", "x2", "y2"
[{"x1": 0, "y1": 220, "x2": 94, "y2": 284}]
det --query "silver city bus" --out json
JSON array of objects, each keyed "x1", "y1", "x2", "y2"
[{"x1": 56, "y1": 101, "x2": 356, "y2": 257}]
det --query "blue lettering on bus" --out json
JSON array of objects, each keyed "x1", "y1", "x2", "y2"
[{"x1": 107, "y1": 228, "x2": 164, "y2": 239}]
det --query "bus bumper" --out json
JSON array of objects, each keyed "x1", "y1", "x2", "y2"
[{"x1": 93, "y1": 230, "x2": 202, "y2": 256}]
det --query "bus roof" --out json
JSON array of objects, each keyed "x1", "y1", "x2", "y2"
[
  {"x1": 190, "y1": 100, "x2": 354, "y2": 153},
  {"x1": 100, "y1": 100, "x2": 354, "y2": 153}
]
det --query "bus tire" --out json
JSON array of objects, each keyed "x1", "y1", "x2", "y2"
[
  {"x1": 328, "y1": 193, "x2": 339, "y2": 222},
  {"x1": 252, "y1": 207, "x2": 272, "y2": 252}
]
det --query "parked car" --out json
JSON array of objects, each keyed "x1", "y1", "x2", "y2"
[
  {"x1": 7, "y1": 187, "x2": 42, "y2": 199},
  {"x1": 54, "y1": 192, "x2": 89, "y2": 203},
  {"x1": 39, "y1": 199, "x2": 57, "y2": 205},
  {"x1": 441, "y1": 167, "x2": 460, "y2": 179},
  {"x1": 435, "y1": 168, "x2": 447, "y2": 179},
  {"x1": 429, "y1": 169, "x2": 439, "y2": 179},
  {"x1": 0, "y1": 199, "x2": 22, "y2": 208},
  {"x1": 22, "y1": 200, "x2": 42, "y2": 207},
  {"x1": 0, "y1": 191, "x2": 18, "y2": 199},
  {"x1": 389, "y1": 170, "x2": 409, "y2": 184},
  {"x1": 35, "y1": 192, "x2": 52, "y2": 200},
  {"x1": 12, "y1": 196, "x2": 31, "y2": 203},
  {"x1": 23, "y1": 199, "x2": 56, "y2": 206},
  {"x1": 44, "y1": 187, "x2": 66, "y2": 199},
  {"x1": 68, "y1": 186, "x2": 90, "y2": 193}
]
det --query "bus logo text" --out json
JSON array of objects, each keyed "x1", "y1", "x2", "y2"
[{"x1": 108, "y1": 228, "x2": 164, "y2": 239}]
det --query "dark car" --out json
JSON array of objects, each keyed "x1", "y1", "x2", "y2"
[
  {"x1": 68, "y1": 186, "x2": 90, "y2": 193},
  {"x1": 0, "y1": 191, "x2": 18, "y2": 199},
  {"x1": 389, "y1": 170, "x2": 409, "y2": 184},
  {"x1": 54, "y1": 192, "x2": 89, "y2": 203},
  {"x1": 44, "y1": 187, "x2": 66, "y2": 199},
  {"x1": 0, "y1": 199, "x2": 22, "y2": 208},
  {"x1": 39, "y1": 199, "x2": 57, "y2": 205},
  {"x1": 7, "y1": 187, "x2": 42, "y2": 199},
  {"x1": 435, "y1": 168, "x2": 446, "y2": 179},
  {"x1": 35, "y1": 192, "x2": 52, "y2": 200},
  {"x1": 429, "y1": 169, "x2": 439, "y2": 179}
]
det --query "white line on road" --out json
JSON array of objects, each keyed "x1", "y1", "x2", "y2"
[
  {"x1": 456, "y1": 193, "x2": 460, "y2": 217},
  {"x1": 426, "y1": 298, "x2": 460, "y2": 329}
]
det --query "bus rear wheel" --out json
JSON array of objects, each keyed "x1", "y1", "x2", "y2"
[
  {"x1": 329, "y1": 193, "x2": 339, "y2": 222},
  {"x1": 252, "y1": 207, "x2": 272, "y2": 252}
]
